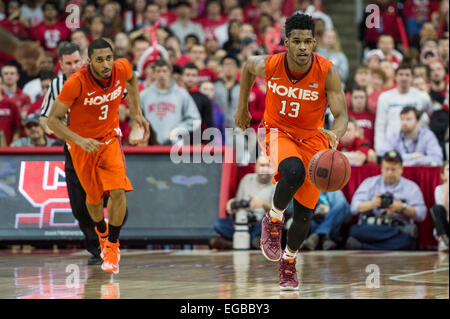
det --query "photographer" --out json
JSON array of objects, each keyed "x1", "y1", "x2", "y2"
[
  {"x1": 346, "y1": 151, "x2": 427, "y2": 250},
  {"x1": 210, "y1": 156, "x2": 275, "y2": 250}
]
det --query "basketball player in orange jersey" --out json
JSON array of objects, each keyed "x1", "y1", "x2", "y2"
[
  {"x1": 48, "y1": 39, "x2": 150, "y2": 275},
  {"x1": 235, "y1": 13, "x2": 348, "y2": 291}
]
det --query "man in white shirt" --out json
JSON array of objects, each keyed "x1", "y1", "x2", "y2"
[{"x1": 375, "y1": 64, "x2": 433, "y2": 153}]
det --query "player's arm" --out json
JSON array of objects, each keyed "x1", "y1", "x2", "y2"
[
  {"x1": 235, "y1": 55, "x2": 269, "y2": 131},
  {"x1": 125, "y1": 71, "x2": 150, "y2": 144},
  {"x1": 322, "y1": 64, "x2": 348, "y2": 149},
  {"x1": 48, "y1": 99, "x2": 103, "y2": 153}
]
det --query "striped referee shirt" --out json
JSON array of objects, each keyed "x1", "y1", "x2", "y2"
[{"x1": 40, "y1": 73, "x2": 66, "y2": 118}]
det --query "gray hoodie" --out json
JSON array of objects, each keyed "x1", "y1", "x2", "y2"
[{"x1": 140, "y1": 80, "x2": 201, "y2": 145}]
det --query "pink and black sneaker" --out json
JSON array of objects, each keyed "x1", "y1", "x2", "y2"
[
  {"x1": 278, "y1": 258, "x2": 299, "y2": 291},
  {"x1": 260, "y1": 213, "x2": 284, "y2": 262}
]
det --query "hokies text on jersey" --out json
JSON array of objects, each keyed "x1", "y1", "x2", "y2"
[
  {"x1": 267, "y1": 81, "x2": 319, "y2": 101},
  {"x1": 83, "y1": 86, "x2": 123, "y2": 106}
]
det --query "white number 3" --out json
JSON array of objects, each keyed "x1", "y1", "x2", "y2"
[{"x1": 99, "y1": 105, "x2": 108, "y2": 120}]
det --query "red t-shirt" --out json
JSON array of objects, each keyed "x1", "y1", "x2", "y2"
[
  {"x1": 0, "y1": 19, "x2": 30, "y2": 39},
  {"x1": 0, "y1": 98, "x2": 21, "y2": 145},
  {"x1": 198, "y1": 67, "x2": 219, "y2": 83},
  {"x1": 30, "y1": 20, "x2": 71, "y2": 53},
  {"x1": 348, "y1": 110, "x2": 375, "y2": 148},
  {"x1": 338, "y1": 137, "x2": 371, "y2": 156},
  {"x1": 159, "y1": 11, "x2": 177, "y2": 27}
]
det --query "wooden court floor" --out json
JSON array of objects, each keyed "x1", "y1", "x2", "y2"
[{"x1": 0, "y1": 249, "x2": 447, "y2": 299}]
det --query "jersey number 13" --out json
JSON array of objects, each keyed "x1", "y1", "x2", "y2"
[{"x1": 280, "y1": 100, "x2": 300, "y2": 118}]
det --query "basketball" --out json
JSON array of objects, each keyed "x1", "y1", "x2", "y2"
[{"x1": 308, "y1": 149, "x2": 351, "y2": 192}]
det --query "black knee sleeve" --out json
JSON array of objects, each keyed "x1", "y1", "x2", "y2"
[
  {"x1": 286, "y1": 200, "x2": 313, "y2": 251},
  {"x1": 430, "y1": 205, "x2": 449, "y2": 237},
  {"x1": 273, "y1": 157, "x2": 306, "y2": 210}
]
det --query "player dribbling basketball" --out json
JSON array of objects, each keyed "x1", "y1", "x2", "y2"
[{"x1": 235, "y1": 13, "x2": 348, "y2": 291}]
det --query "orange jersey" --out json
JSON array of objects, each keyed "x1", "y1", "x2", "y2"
[
  {"x1": 57, "y1": 59, "x2": 132, "y2": 139},
  {"x1": 263, "y1": 52, "x2": 332, "y2": 140}
]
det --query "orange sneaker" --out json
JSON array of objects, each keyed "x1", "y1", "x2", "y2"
[
  {"x1": 101, "y1": 240, "x2": 121, "y2": 275},
  {"x1": 95, "y1": 222, "x2": 109, "y2": 259}
]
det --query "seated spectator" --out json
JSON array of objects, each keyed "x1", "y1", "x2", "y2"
[
  {"x1": 26, "y1": 70, "x2": 55, "y2": 115},
  {"x1": 196, "y1": 0, "x2": 228, "y2": 36},
  {"x1": 0, "y1": 61, "x2": 31, "y2": 121},
  {"x1": 348, "y1": 86, "x2": 375, "y2": 147},
  {"x1": 122, "y1": 0, "x2": 147, "y2": 34},
  {"x1": 222, "y1": 19, "x2": 242, "y2": 56},
  {"x1": 338, "y1": 117, "x2": 374, "y2": 166},
  {"x1": 155, "y1": 0, "x2": 177, "y2": 27},
  {"x1": 0, "y1": 91, "x2": 21, "y2": 146},
  {"x1": 378, "y1": 106, "x2": 443, "y2": 166},
  {"x1": 437, "y1": 36, "x2": 449, "y2": 68},
  {"x1": 100, "y1": 1, "x2": 123, "y2": 38},
  {"x1": 169, "y1": 1, "x2": 205, "y2": 51},
  {"x1": 22, "y1": 51, "x2": 56, "y2": 103},
  {"x1": 367, "y1": 67, "x2": 390, "y2": 113},
  {"x1": 364, "y1": 49, "x2": 383, "y2": 70},
  {"x1": 412, "y1": 63, "x2": 430, "y2": 82},
  {"x1": 130, "y1": 36, "x2": 150, "y2": 71},
  {"x1": 214, "y1": 5, "x2": 244, "y2": 48},
  {"x1": 430, "y1": 161, "x2": 449, "y2": 251},
  {"x1": 209, "y1": 155, "x2": 275, "y2": 250},
  {"x1": 180, "y1": 63, "x2": 214, "y2": 133},
  {"x1": 316, "y1": 29, "x2": 349, "y2": 87},
  {"x1": 187, "y1": 44, "x2": 219, "y2": 82},
  {"x1": 376, "y1": 34, "x2": 403, "y2": 69},
  {"x1": 11, "y1": 113, "x2": 57, "y2": 146},
  {"x1": 140, "y1": 59, "x2": 201, "y2": 145},
  {"x1": 374, "y1": 64, "x2": 433, "y2": 153},
  {"x1": 347, "y1": 151, "x2": 427, "y2": 250},
  {"x1": 302, "y1": 190, "x2": 351, "y2": 250},
  {"x1": 113, "y1": 32, "x2": 132, "y2": 61},
  {"x1": 428, "y1": 60, "x2": 447, "y2": 106},
  {"x1": 199, "y1": 80, "x2": 225, "y2": 145},
  {"x1": 378, "y1": 59, "x2": 396, "y2": 90},
  {"x1": 412, "y1": 75, "x2": 429, "y2": 93}
]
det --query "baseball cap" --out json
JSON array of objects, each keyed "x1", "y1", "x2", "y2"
[
  {"x1": 24, "y1": 113, "x2": 40, "y2": 126},
  {"x1": 382, "y1": 150, "x2": 403, "y2": 164}
]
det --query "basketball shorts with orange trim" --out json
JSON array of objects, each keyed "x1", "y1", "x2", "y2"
[
  {"x1": 257, "y1": 124, "x2": 329, "y2": 209},
  {"x1": 67, "y1": 133, "x2": 133, "y2": 205}
]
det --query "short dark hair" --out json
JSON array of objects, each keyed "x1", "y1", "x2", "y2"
[
  {"x1": 175, "y1": 0, "x2": 191, "y2": 8},
  {"x1": 400, "y1": 106, "x2": 421, "y2": 120},
  {"x1": 39, "y1": 70, "x2": 56, "y2": 81},
  {"x1": 132, "y1": 36, "x2": 150, "y2": 47},
  {"x1": 220, "y1": 54, "x2": 240, "y2": 67},
  {"x1": 0, "y1": 61, "x2": 19, "y2": 74},
  {"x1": 182, "y1": 62, "x2": 198, "y2": 73},
  {"x1": 395, "y1": 64, "x2": 412, "y2": 75},
  {"x1": 58, "y1": 42, "x2": 80, "y2": 60},
  {"x1": 413, "y1": 63, "x2": 430, "y2": 78},
  {"x1": 185, "y1": 33, "x2": 200, "y2": 45},
  {"x1": 152, "y1": 59, "x2": 172, "y2": 71},
  {"x1": 285, "y1": 13, "x2": 315, "y2": 38},
  {"x1": 43, "y1": 0, "x2": 58, "y2": 11},
  {"x1": 88, "y1": 38, "x2": 113, "y2": 58}
]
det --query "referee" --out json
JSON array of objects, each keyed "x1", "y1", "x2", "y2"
[{"x1": 40, "y1": 43, "x2": 128, "y2": 265}]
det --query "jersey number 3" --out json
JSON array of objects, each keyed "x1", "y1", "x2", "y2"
[
  {"x1": 99, "y1": 105, "x2": 108, "y2": 120},
  {"x1": 280, "y1": 100, "x2": 300, "y2": 118}
]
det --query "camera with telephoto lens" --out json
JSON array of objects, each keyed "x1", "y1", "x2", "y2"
[
  {"x1": 231, "y1": 199, "x2": 251, "y2": 210},
  {"x1": 380, "y1": 192, "x2": 394, "y2": 209}
]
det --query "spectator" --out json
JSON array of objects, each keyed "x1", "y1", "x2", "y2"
[
  {"x1": 367, "y1": 67, "x2": 390, "y2": 114},
  {"x1": 350, "y1": 65, "x2": 372, "y2": 93},
  {"x1": 347, "y1": 151, "x2": 427, "y2": 250},
  {"x1": 26, "y1": 70, "x2": 55, "y2": 115},
  {"x1": 214, "y1": 54, "x2": 240, "y2": 129},
  {"x1": 302, "y1": 190, "x2": 350, "y2": 250},
  {"x1": 378, "y1": 106, "x2": 443, "y2": 166},
  {"x1": 412, "y1": 63, "x2": 430, "y2": 82},
  {"x1": 248, "y1": 80, "x2": 266, "y2": 134},
  {"x1": 101, "y1": 1, "x2": 123, "y2": 38},
  {"x1": 122, "y1": 0, "x2": 147, "y2": 34},
  {"x1": 70, "y1": 28, "x2": 90, "y2": 63},
  {"x1": 188, "y1": 44, "x2": 218, "y2": 82},
  {"x1": 169, "y1": 1, "x2": 205, "y2": 51},
  {"x1": 222, "y1": 19, "x2": 242, "y2": 56},
  {"x1": 180, "y1": 63, "x2": 214, "y2": 133},
  {"x1": 154, "y1": 0, "x2": 177, "y2": 27},
  {"x1": 130, "y1": 36, "x2": 150, "y2": 70},
  {"x1": 196, "y1": 0, "x2": 228, "y2": 36},
  {"x1": 437, "y1": 36, "x2": 449, "y2": 68},
  {"x1": 348, "y1": 86, "x2": 375, "y2": 142},
  {"x1": 29, "y1": 0, "x2": 70, "y2": 54},
  {"x1": 316, "y1": 29, "x2": 349, "y2": 87},
  {"x1": 374, "y1": 64, "x2": 433, "y2": 153},
  {"x1": 204, "y1": 33, "x2": 221, "y2": 58},
  {"x1": 22, "y1": 52, "x2": 56, "y2": 103},
  {"x1": 412, "y1": 75, "x2": 430, "y2": 93},
  {"x1": 0, "y1": 61, "x2": 31, "y2": 120},
  {"x1": 85, "y1": 16, "x2": 105, "y2": 42},
  {"x1": 184, "y1": 33, "x2": 200, "y2": 53},
  {"x1": 337, "y1": 117, "x2": 373, "y2": 166},
  {"x1": 209, "y1": 155, "x2": 275, "y2": 250},
  {"x1": 402, "y1": 47, "x2": 420, "y2": 66},
  {"x1": 428, "y1": 60, "x2": 447, "y2": 105},
  {"x1": 80, "y1": 3, "x2": 97, "y2": 27},
  {"x1": 0, "y1": 0, "x2": 30, "y2": 39},
  {"x1": 214, "y1": 5, "x2": 244, "y2": 48},
  {"x1": 379, "y1": 59, "x2": 396, "y2": 90},
  {"x1": 114, "y1": 32, "x2": 132, "y2": 61},
  {"x1": 412, "y1": 22, "x2": 438, "y2": 51},
  {"x1": 140, "y1": 59, "x2": 201, "y2": 145},
  {"x1": 0, "y1": 89, "x2": 21, "y2": 146},
  {"x1": 430, "y1": 161, "x2": 449, "y2": 251},
  {"x1": 295, "y1": 0, "x2": 334, "y2": 30},
  {"x1": 199, "y1": 80, "x2": 225, "y2": 144},
  {"x1": 364, "y1": 49, "x2": 383, "y2": 70},
  {"x1": 11, "y1": 113, "x2": 57, "y2": 146},
  {"x1": 376, "y1": 34, "x2": 403, "y2": 69},
  {"x1": 20, "y1": 0, "x2": 44, "y2": 28}
]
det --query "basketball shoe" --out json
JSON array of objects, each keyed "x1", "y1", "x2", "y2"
[
  {"x1": 278, "y1": 257, "x2": 299, "y2": 291},
  {"x1": 95, "y1": 222, "x2": 109, "y2": 259},
  {"x1": 101, "y1": 240, "x2": 121, "y2": 275},
  {"x1": 260, "y1": 213, "x2": 284, "y2": 261}
]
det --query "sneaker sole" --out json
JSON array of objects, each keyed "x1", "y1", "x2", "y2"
[
  {"x1": 101, "y1": 264, "x2": 119, "y2": 275},
  {"x1": 260, "y1": 245, "x2": 281, "y2": 262},
  {"x1": 280, "y1": 285, "x2": 299, "y2": 291}
]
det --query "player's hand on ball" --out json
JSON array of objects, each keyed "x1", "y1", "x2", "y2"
[
  {"x1": 129, "y1": 115, "x2": 150, "y2": 145},
  {"x1": 318, "y1": 127, "x2": 338, "y2": 149},
  {"x1": 234, "y1": 108, "x2": 252, "y2": 132},
  {"x1": 79, "y1": 138, "x2": 103, "y2": 153}
]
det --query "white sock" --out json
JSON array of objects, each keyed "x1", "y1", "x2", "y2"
[
  {"x1": 269, "y1": 202, "x2": 285, "y2": 221},
  {"x1": 282, "y1": 247, "x2": 297, "y2": 260}
]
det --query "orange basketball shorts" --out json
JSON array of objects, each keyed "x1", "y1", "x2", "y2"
[
  {"x1": 258, "y1": 124, "x2": 329, "y2": 209},
  {"x1": 67, "y1": 133, "x2": 133, "y2": 205}
]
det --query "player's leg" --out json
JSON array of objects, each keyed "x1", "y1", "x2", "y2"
[{"x1": 107, "y1": 188, "x2": 127, "y2": 243}]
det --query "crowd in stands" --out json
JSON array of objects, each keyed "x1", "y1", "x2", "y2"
[{"x1": 0, "y1": 0, "x2": 448, "y2": 250}]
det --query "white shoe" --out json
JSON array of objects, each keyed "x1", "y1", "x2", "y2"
[{"x1": 438, "y1": 236, "x2": 449, "y2": 252}]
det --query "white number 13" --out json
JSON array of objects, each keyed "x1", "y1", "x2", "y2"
[
  {"x1": 99, "y1": 105, "x2": 108, "y2": 120},
  {"x1": 280, "y1": 100, "x2": 300, "y2": 118}
]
